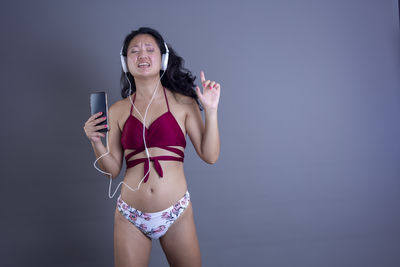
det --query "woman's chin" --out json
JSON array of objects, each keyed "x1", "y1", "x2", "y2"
[{"x1": 133, "y1": 71, "x2": 159, "y2": 79}]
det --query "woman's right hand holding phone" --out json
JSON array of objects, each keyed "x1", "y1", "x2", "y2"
[{"x1": 83, "y1": 112, "x2": 108, "y2": 144}]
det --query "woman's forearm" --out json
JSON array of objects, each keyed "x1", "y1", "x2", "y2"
[
  {"x1": 201, "y1": 109, "x2": 220, "y2": 164},
  {"x1": 91, "y1": 140, "x2": 120, "y2": 179}
]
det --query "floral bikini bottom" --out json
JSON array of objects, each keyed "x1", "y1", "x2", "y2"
[{"x1": 117, "y1": 190, "x2": 190, "y2": 239}]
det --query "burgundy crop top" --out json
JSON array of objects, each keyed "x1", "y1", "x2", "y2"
[{"x1": 120, "y1": 86, "x2": 186, "y2": 183}]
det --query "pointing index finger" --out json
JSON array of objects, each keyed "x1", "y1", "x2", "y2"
[{"x1": 200, "y1": 71, "x2": 205, "y2": 83}]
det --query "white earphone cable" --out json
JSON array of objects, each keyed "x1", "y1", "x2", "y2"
[{"x1": 93, "y1": 70, "x2": 166, "y2": 199}]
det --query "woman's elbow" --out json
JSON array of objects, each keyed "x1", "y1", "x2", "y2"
[
  {"x1": 203, "y1": 154, "x2": 219, "y2": 165},
  {"x1": 207, "y1": 159, "x2": 218, "y2": 165}
]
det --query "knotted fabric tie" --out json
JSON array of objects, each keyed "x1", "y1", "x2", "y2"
[{"x1": 126, "y1": 155, "x2": 184, "y2": 183}]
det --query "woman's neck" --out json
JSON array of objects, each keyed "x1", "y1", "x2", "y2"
[{"x1": 134, "y1": 76, "x2": 163, "y2": 100}]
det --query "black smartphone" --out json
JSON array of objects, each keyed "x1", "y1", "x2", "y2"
[{"x1": 90, "y1": 92, "x2": 109, "y2": 132}]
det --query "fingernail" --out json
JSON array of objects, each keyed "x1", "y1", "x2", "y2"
[{"x1": 99, "y1": 112, "x2": 102, "y2": 114}]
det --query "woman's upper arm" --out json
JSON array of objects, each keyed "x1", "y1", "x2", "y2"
[
  {"x1": 185, "y1": 99, "x2": 205, "y2": 161},
  {"x1": 108, "y1": 102, "x2": 124, "y2": 174}
]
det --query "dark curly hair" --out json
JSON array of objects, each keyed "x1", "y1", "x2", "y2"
[{"x1": 120, "y1": 27, "x2": 203, "y2": 111}]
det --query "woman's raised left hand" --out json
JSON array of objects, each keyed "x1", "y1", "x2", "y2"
[{"x1": 195, "y1": 71, "x2": 220, "y2": 111}]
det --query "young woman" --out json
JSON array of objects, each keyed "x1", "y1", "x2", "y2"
[{"x1": 83, "y1": 27, "x2": 220, "y2": 266}]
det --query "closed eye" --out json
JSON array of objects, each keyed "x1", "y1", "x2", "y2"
[{"x1": 131, "y1": 49, "x2": 154, "y2": 53}]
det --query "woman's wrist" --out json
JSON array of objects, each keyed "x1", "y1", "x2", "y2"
[{"x1": 204, "y1": 107, "x2": 218, "y2": 117}]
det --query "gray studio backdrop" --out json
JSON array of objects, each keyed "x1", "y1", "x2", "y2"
[{"x1": 1, "y1": 0, "x2": 399, "y2": 266}]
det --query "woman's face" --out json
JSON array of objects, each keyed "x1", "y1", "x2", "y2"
[{"x1": 126, "y1": 34, "x2": 162, "y2": 78}]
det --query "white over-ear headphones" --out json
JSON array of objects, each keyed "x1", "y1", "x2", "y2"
[{"x1": 120, "y1": 41, "x2": 169, "y2": 72}]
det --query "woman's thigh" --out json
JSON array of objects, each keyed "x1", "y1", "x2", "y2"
[
  {"x1": 159, "y1": 202, "x2": 202, "y2": 267},
  {"x1": 114, "y1": 208, "x2": 152, "y2": 267}
]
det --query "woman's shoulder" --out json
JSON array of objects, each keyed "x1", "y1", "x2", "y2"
[
  {"x1": 110, "y1": 97, "x2": 130, "y2": 113},
  {"x1": 109, "y1": 97, "x2": 132, "y2": 121},
  {"x1": 109, "y1": 97, "x2": 132, "y2": 131}
]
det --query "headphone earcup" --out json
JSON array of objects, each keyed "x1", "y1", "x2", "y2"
[
  {"x1": 161, "y1": 54, "x2": 166, "y2": 71},
  {"x1": 161, "y1": 53, "x2": 169, "y2": 71},
  {"x1": 161, "y1": 42, "x2": 169, "y2": 71},
  {"x1": 120, "y1": 55, "x2": 128, "y2": 73},
  {"x1": 120, "y1": 47, "x2": 128, "y2": 73}
]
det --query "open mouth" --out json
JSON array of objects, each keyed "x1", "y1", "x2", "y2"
[{"x1": 137, "y1": 62, "x2": 151, "y2": 68}]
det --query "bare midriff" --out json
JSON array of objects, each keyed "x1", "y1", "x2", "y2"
[{"x1": 120, "y1": 146, "x2": 188, "y2": 213}]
